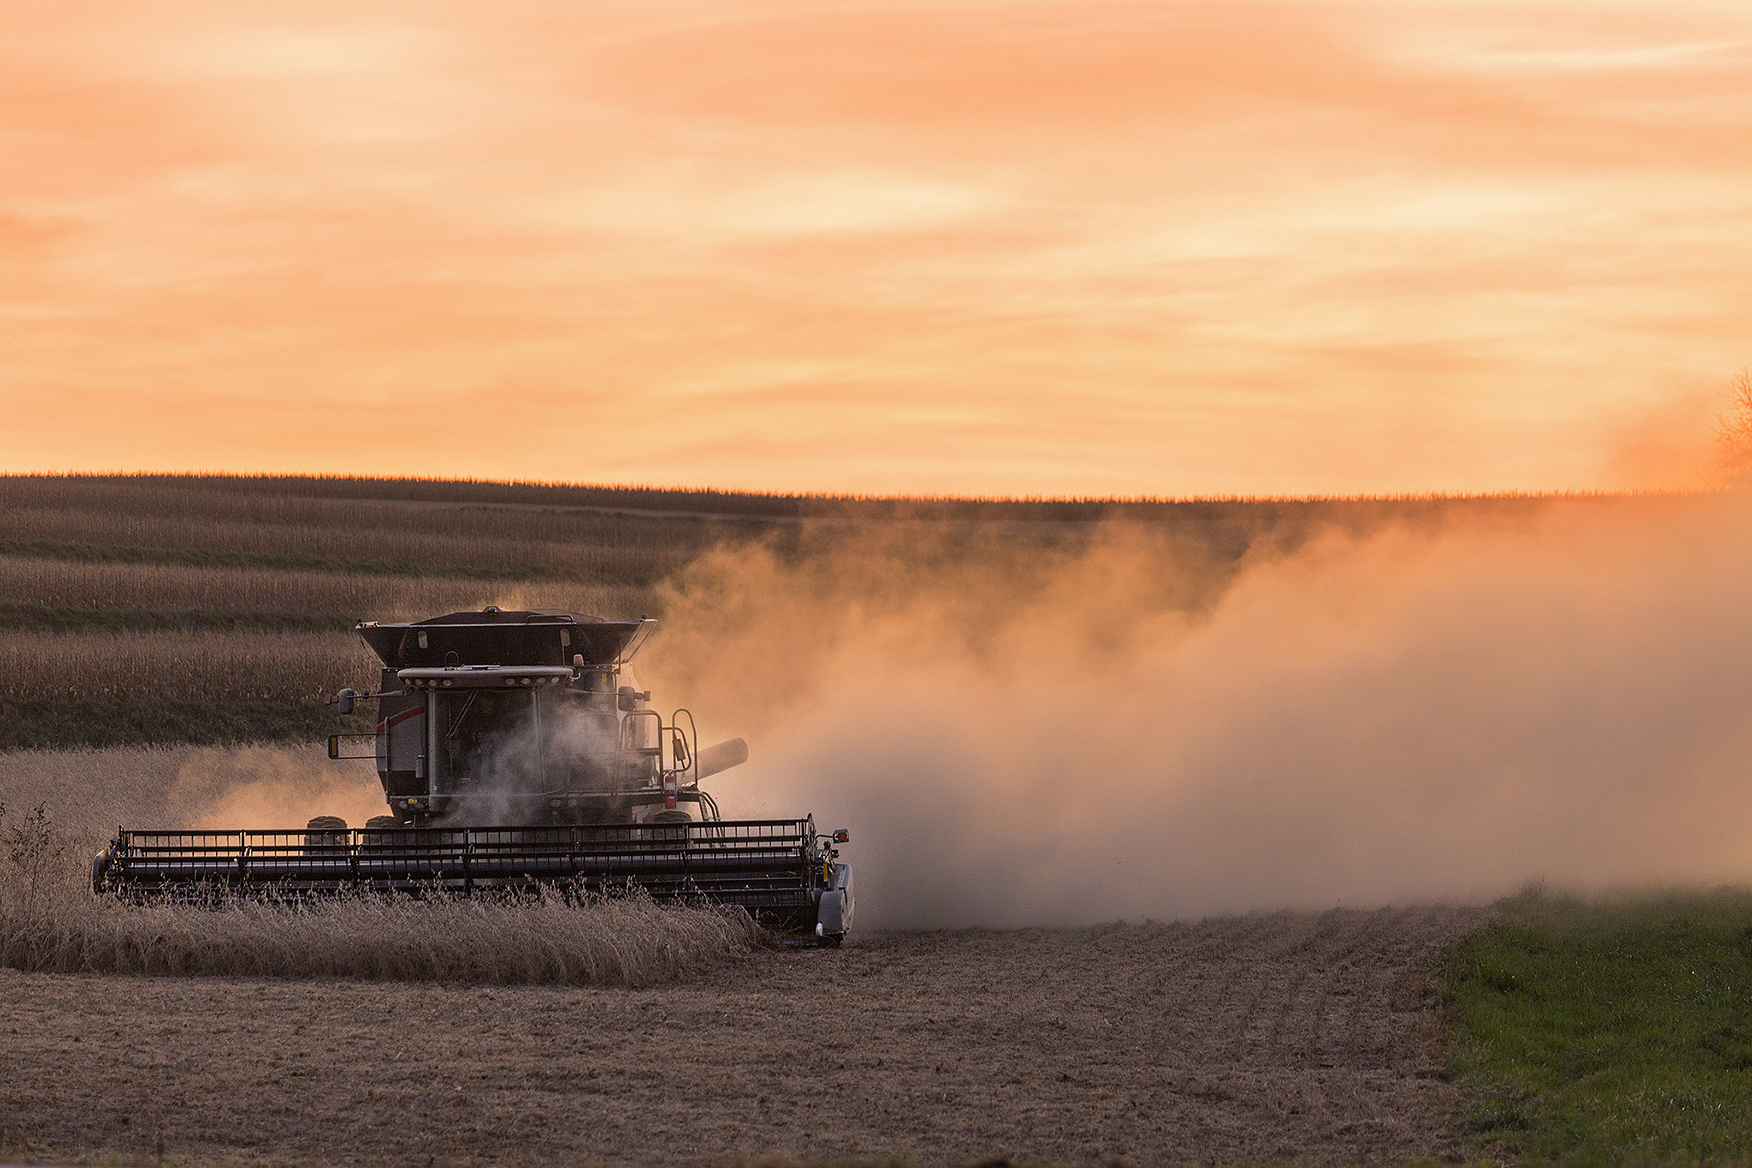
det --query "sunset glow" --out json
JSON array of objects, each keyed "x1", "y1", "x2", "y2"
[{"x1": 3, "y1": 0, "x2": 1749, "y2": 496}]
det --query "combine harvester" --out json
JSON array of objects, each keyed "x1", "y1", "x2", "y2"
[{"x1": 93, "y1": 609, "x2": 855, "y2": 945}]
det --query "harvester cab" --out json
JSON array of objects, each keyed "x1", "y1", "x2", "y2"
[
  {"x1": 338, "y1": 608, "x2": 721, "y2": 827},
  {"x1": 93, "y1": 609, "x2": 855, "y2": 946}
]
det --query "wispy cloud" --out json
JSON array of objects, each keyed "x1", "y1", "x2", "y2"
[{"x1": 2, "y1": 0, "x2": 1748, "y2": 494}]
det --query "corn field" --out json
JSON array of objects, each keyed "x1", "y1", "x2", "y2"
[
  {"x1": 0, "y1": 630, "x2": 377, "y2": 703},
  {"x1": 0, "y1": 503, "x2": 695, "y2": 582},
  {"x1": 0, "y1": 556, "x2": 655, "y2": 624},
  {"x1": 0, "y1": 475, "x2": 739, "y2": 746}
]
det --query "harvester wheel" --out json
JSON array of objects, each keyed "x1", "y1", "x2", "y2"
[
  {"x1": 818, "y1": 933, "x2": 844, "y2": 949},
  {"x1": 365, "y1": 816, "x2": 400, "y2": 829},
  {"x1": 305, "y1": 816, "x2": 348, "y2": 850},
  {"x1": 636, "y1": 808, "x2": 691, "y2": 845}
]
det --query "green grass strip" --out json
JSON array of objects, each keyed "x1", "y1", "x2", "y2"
[{"x1": 1444, "y1": 887, "x2": 1752, "y2": 1163}]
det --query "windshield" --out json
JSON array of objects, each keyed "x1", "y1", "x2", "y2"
[{"x1": 431, "y1": 688, "x2": 628, "y2": 798}]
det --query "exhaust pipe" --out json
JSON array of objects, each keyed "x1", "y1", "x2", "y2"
[{"x1": 696, "y1": 737, "x2": 748, "y2": 779}]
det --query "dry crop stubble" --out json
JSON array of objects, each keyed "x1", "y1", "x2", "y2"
[{"x1": 0, "y1": 906, "x2": 1484, "y2": 1166}]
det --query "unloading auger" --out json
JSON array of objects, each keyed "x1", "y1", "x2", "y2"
[{"x1": 92, "y1": 609, "x2": 855, "y2": 945}]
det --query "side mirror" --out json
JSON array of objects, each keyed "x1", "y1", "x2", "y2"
[
  {"x1": 327, "y1": 688, "x2": 356, "y2": 715},
  {"x1": 618, "y1": 685, "x2": 636, "y2": 712}
]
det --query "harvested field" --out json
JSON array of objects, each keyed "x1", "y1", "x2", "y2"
[{"x1": 0, "y1": 906, "x2": 1485, "y2": 1167}]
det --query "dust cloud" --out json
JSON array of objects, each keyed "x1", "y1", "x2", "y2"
[
  {"x1": 0, "y1": 744, "x2": 388, "y2": 851},
  {"x1": 646, "y1": 496, "x2": 1752, "y2": 929},
  {"x1": 173, "y1": 747, "x2": 386, "y2": 831}
]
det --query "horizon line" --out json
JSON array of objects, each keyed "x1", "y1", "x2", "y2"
[{"x1": 1, "y1": 469, "x2": 1716, "y2": 508}]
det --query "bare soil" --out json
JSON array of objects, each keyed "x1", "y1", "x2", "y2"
[{"x1": 0, "y1": 906, "x2": 1484, "y2": 1167}]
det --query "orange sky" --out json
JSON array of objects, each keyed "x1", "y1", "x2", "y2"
[{"x1": 3, "y1": 0, "x2": 1749, "y2": 496}]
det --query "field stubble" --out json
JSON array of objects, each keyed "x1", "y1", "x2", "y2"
[{"x1": 0, "y1": 906, "x2": 1483, "y2": 1167}]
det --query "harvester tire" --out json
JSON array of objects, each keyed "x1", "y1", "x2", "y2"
[
  {"x1": 365, "y1": 816, "x2": 400, "y2": 829},
  {"x1": 305, "y1": 816, "x2": 348, "y2": 850},
  {"x1": 818, "y1": 933, "x2": 844, "y2": 949}
]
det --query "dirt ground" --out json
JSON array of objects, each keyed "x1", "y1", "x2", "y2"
[{"x1": 1, "y1": 905, "x2": 1485, "y2": 1167}]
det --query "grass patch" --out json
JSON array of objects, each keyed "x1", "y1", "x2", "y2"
[{"x1": 1444, "y1": 885, "x2": 1752, "y2": 1163}]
